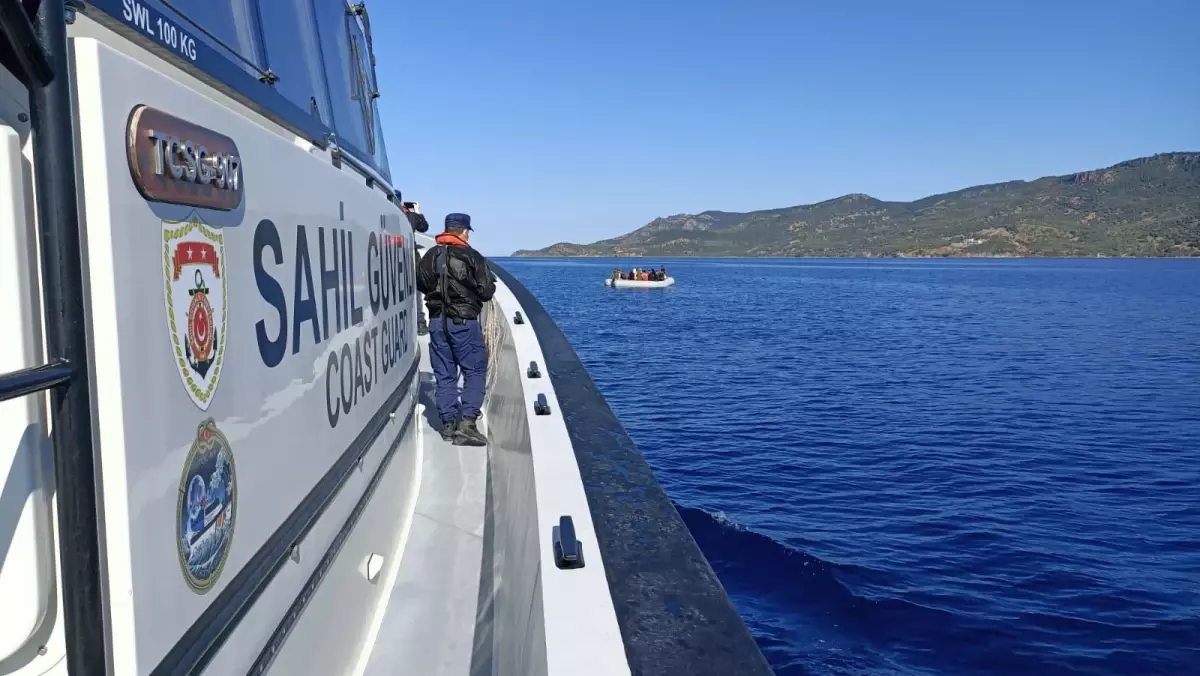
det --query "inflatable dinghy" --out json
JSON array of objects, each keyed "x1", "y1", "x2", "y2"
[{"x1": 604, "y1": 276, "x2": 675, "y2": 289}]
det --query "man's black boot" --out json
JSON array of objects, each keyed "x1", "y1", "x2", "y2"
[
  {"x1": 440, "y1": 419, "x2": 457, "y2": 442},
  {"x1": 454, "y1": 417, "x2": 487, "y2": 447}
]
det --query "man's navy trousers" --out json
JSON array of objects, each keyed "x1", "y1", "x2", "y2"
[{"x1": 428, "y1": 315, "x2": 486, "y2": 423}]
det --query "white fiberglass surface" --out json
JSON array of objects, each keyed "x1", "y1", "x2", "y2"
[
  {"x1": 68, "y1": 32, "x2": 417, "y2": 673},
  {"x1": 361, "y1": 335, "x2": 486, "y2": 676}
]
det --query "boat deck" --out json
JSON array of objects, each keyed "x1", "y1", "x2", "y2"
[{"x1": 363, "y1": 334, "x2": 488, "y2": 675}]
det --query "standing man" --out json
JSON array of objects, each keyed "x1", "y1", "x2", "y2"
[{"x1": 416, "y1": 213, "x2": 494, "y2": 446}]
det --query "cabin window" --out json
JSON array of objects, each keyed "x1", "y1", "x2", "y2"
[
  {"x1": 311, "y1": 0, "x2": 370, "y2": 158},
  {"x1": 362, "y1": 29, "x2": 391, "y2": 181},
  {"x1": 155, "y1": 0, "x2": 391, "y2": 180},
  {"x1": 347, "y1": 26, "x2": 374, "y2": 153},
  {"x1": 256, "y1": 0, "x2": 334, "y2": 125},
  {"x1": 166, "y1": 0, "x2": 267, "y2": 75}
]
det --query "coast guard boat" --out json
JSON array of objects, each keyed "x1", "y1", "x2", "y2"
[{"x1": 0, "y1": 1, "x2": 769, "y2": 674}]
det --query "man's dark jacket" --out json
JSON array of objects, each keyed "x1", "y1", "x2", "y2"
[{"x1": 416, "y1": 235, "x2": 495, "y2": 320}]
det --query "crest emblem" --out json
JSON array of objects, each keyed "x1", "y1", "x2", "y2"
[
  {"x1": 163, "y1": 215, "x2": 227, "y2": 410},
  {"x1": 176, "y1": 418, "x2": 237, "y2": 593}
]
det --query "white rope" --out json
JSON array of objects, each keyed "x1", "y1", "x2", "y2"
[{"x1": 482, "y1": 298, "x2": 506, "y2": 398}]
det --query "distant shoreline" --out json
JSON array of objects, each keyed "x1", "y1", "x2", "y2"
[{"x1": 509, "y1": 153, "x2": 1200, "y2": 260}]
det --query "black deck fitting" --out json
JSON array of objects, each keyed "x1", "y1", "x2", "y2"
[
  {"x1": 553, "y1": 515, "x2": 585, "y2": 569},
  {"x1": 533, "y1": 393, "x2": 551, "y2": 415},
  {"x1": 527, "y1": 361, "x2": 541, "y2": 378},
  {"x1": 513, "y1": 311, "x2": 524, "y2": 325}
]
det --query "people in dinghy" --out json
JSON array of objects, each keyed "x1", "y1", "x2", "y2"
[{"x1": 613, "y1": 266, "x2": 668, "y2": 282}]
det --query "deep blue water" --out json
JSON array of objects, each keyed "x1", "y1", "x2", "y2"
[{"x1": 500, "y1": 257, "x2": 1200, "y2": 676}]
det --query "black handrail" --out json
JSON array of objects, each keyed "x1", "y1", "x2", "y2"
[
  {"x1": 26, "y1": 0, "x2": 108, "y2": 672},
  {"x1": 0, "y1": 360, "x2": 74, "y2": 402},
  {"x1": 0, "y1": 0, "x2": 53, "y2": 87}
]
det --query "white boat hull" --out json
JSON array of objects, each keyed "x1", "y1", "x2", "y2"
[{"x1": 604, "y1": 277, "x2": 675, "y2": 289}]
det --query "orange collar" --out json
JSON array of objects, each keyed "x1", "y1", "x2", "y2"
[{"x1": 435, "y1": 233, "x2": 468, "y2": 247}]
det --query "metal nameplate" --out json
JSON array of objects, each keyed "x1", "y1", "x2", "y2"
[{"x1": 126, "y1": 105, "x2": 243, "y2": 211}]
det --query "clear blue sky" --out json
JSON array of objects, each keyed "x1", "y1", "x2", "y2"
[{"x1": 370, "y1": 0, "x2": 1199, "y2": 256}]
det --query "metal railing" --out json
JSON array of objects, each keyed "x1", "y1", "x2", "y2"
[{"x1": 0, "y1": 0, "x2": 107, "y2": 673}]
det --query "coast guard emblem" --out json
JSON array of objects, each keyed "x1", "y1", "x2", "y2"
[
  {"x1": 176, "y1": 418, "x2": 237, "y2": 593},
  {"x1": 163, "y1": 215, "x2": 227, "y2": 410}
]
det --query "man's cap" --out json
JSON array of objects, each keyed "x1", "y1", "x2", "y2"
[{"x1": 445, "y1": 213, "x2": 472, "y2": 231}]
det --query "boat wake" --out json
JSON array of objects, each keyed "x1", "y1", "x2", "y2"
[
  {"x1": 674, "y1": 504, "x2": 1200, "y2": 675},
  {"x1": 676, "y1": 504, "x2": 909, "y2": 611},
  {"x1": 674, "y1": 504, "x2": 943, "y2": 674}
]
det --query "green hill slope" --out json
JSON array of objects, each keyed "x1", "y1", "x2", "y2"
[{"x1": 512, "y1": 153, "x2": 1200, "y2": 257}]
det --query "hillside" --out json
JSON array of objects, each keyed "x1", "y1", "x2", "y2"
[{"x1": 512, "y1": 153, "x2": 1200, "y2": 258}]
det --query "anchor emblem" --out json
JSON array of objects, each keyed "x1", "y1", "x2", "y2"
[{"x1": 163, "y1": 215, "x2": 227, "y2": 410}]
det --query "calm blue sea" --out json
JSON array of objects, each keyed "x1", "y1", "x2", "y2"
[{"x1": 500, "y1": 257, "x2": 1200, "y2": 676}]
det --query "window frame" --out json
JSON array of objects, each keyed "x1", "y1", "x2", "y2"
[{"x1": 84, "y1": 0, "x2": 394, "y2": 189}]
